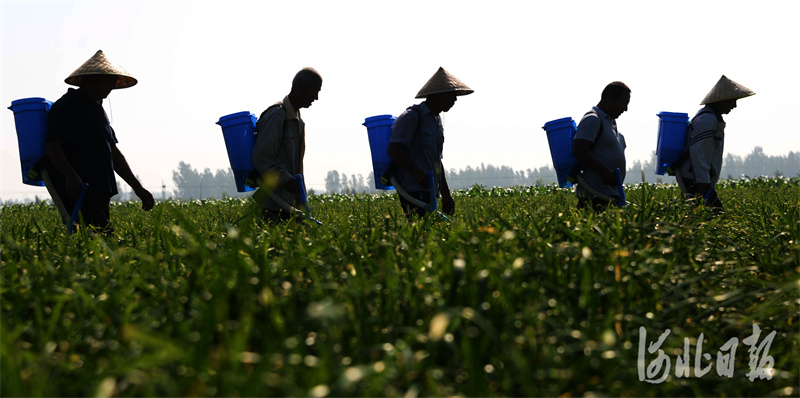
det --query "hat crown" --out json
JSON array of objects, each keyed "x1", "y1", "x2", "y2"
[
  {"x1": 701, "y1": 75, "x2": 754, "y2": 105},
  {"x1": 65, "y1": 50, "x2": 137, "y2": 89},
  {"x1": 415, "y1": 67, "x2": 473, "y2": 98}
]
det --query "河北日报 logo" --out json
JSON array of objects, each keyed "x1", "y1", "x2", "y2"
[{"x1": 638, "y1": 324, "x2": 777, "y2": 383}]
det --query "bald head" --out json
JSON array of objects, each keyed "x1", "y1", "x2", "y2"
[
  {"x1": 292, "y1": 67, "x2": 322, "y2": 91},
  {"x1": 289, "y1": 67, "x2": 322, "y2": 109}
]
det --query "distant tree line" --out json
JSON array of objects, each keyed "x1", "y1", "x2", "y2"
[
  {"x1": 628, "y1": 147, "x2": 800, "y2": 184},
  {"x1": 166, "y1": 147, "x2": 799, "y2": 199},
  {"x1": 720, "y1": 147, "x2": 800, "y2": 180},
  {"x1": 171, "y1": 161, "x2": 247, "y2": 200},
  {"x1": 324, "y1": 171, "x2": 382, "y2": 195}
]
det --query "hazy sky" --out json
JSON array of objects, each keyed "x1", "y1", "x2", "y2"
[{"x1": 2, "y1": 0, "x2": 799, "y2": 201}]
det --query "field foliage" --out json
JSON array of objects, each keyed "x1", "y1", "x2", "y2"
[{"x1": 1, "y1": 177, "x2": 798, "y2": 397}]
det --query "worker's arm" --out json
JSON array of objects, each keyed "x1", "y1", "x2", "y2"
[
  {"x1": 112, "y1": 144, "x2": 155, "y2": 210},
  {"x1": 44, "y1": 140, "x2": 82, "y2": 199},
  {"x1": 439, "y1": 162, "x2": 454, "y2": 214}
]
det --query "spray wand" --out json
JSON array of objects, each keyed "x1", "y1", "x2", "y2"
[
  {"x1": 252, "y1": 175, "x2": 322, "y2": 226},
  {"x1": 390, "y1": 170, "x2": 450, "y2": 221},
  {"x1": 68, "y1": 183, "x2": 89, "y2": 234}
]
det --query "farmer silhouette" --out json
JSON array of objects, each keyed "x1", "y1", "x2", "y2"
[{"x1": 387, "y1": 67, "x2": 473, "y2": 219}]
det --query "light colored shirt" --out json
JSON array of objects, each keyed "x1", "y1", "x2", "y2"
[
  {"x1": 389, "y1": 102, "x2": 444, "y2": 195},
  {"x1": 251, "y1": 96, "x2": 305, "y2": 210},
  {"x1": 574, "y1": 106, "x2": 627, "y2": 198},
  {"x1": 679, "y1": 106, "x2": 724, "y2": 185}
]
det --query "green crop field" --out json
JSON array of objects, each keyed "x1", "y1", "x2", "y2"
[{"x1": 1, "y1": 177, "x2": 798, "y2": 397}]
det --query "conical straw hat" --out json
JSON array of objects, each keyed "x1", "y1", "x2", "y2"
[
  {"x1": 415, "y1": 67, "x2": 474, "y2": 98},
  {"x1": 65, "y1": 50, "x2": 137, "y2": 89},
  {"x1": 700, "y1": 75, "x2": 754, "y2": 105}
]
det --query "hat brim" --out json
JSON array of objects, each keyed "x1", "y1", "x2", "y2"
[
  {"x1": 415, "y1": 88, "x2": 474, "y2": 99},
  {"x1": 701, "y1": 91, "x2": 754, "y2": 105},
  {"x1": 65, "y1": 73, "x2": 138, "y2": 89}
]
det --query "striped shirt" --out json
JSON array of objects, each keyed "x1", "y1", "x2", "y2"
[{"x1": 679, "y1": 106, "x2": 724, "y2": 185}]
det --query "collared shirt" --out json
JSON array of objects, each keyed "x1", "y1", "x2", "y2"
[
  {"x1": 252, "y1": 95, "x2": 305, "y2": 210},
  {"x1": 46, "y1": 88, "x2": 119, "y2": 196},
  {"x1": 389, "y1": 102, "x2": 444, "y2": 195},
  {"x1": 679, "y1": 106, "x2": 725, "y2": 185},
  {"x1": 573, "y1": 106, "x2": 627, "y2": 198}
]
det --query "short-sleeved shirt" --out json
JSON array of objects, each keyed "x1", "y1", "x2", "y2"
[
  {"x1": 573, "y1": 106, "x2": 626, "y2": 198},
  {"x1": 389, "y1": 102, "x2": 444, "y2": 195},
  {"x1": 251, "y1": 96, "x2": 305, "y2": 210},
  {"x1": 679, "y1": 106, "x2": 724, "y2": 185},
  {"x1": 46, "y1": 88, "x2": 119, "y2": 196}
]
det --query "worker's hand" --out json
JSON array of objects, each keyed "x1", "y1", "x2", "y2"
[
  {"x1": 599, "y1": 168, "x2": 617, "y2": 186},
  {"x1": 283, "y1": 178, "x2": 301, "y2": 195},
  {"x1": 65, "y1": 175, "x2": 83, "y2": 199},
  {"x1": 442, "y1": 194, "x2": 455, "y2": 215},
  {"x1": 413, "y1": 169, "x2": 430, "y2": 189},
  {"x1": 135, "y1": 187, "x2": 155, "y2": 211}
]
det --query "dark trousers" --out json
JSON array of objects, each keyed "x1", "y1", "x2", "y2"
[
  {"x1": 398, "y1": 191, "x2": 432, "y2": 220},
  {"x1": 256, "y1": 207, "x2": 295, "y2": 223},
  {"x1": 42, "y1": 168, "x2": 113, "y2": 233},
  {"x1": 681, "y1": 177, "x2": 724, "y2": 210},
  {"x1": 62, "y1": 191, "x2": 113, "y2": 232},
  {"x1": 577, "y1": 195, "x2": 621, "y2": 212}
]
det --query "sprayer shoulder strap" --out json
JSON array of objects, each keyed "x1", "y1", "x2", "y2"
[
  {"x1": 584, "y1": 110, "x2": 604, "y2": 149},
  {"x1": 256, "y1": 104, "x2": 284, "y2": 128},
  {"x1": 394, "y1": 105, "x2": 423, "y2": 147},
  {"x1": 381, "y1": 105, "x2": 423, "y2": 183},
  {"x1": 254, "y1": 103, "x2": 292, "y2": 144},
  {"x1": 409, "y1": 105, "x2": 423, "y2": 136},
  {"x1": 246, "y1": 103, "x2": 287, "y2": 188},
  {"x1": 567, "y1": 111, "x2": 605, "y2": 182}
]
